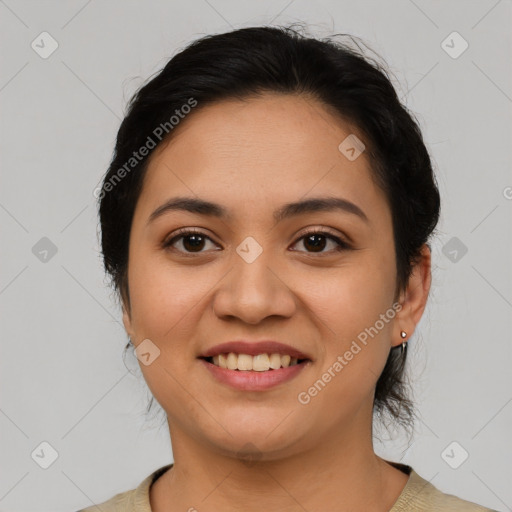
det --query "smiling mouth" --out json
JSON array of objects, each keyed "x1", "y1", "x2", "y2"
[{"x1": 199, "y1": 353, "x2": 311, "y2": 371}]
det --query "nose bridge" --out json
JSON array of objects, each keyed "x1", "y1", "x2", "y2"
[
  {"x1": 212, "y1": 236, "x2": 295, "y2": 323},
  {"x1": 234, "y1": 243, "x2": 276, "y2": 291}
]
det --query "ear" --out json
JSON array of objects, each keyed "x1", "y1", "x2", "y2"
[
  {"x1": 391, "y1": 244, "x2": 432, "y2": 348},
  {"x1": 122, "y1": 303, "x2": 135, "y2": 340}
]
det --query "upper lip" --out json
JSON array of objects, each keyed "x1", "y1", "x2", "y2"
[{"x1": 199, "y1": 340, "x2": 313, "y2": 360}]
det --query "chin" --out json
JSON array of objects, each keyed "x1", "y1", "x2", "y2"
[
  {"x1": 204, "y1": 420, "x2": 308, "y2": 462},
  {"x1": 216, "y1": 437, "x2": 303, "y2": 464}
]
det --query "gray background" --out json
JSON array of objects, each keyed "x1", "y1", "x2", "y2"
[{"x1": 1, "y1": 1, "x2": 511, "y2": 511}]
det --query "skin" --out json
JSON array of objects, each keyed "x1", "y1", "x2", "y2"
[{"x1": 121, "y1": 93, "x2": 432, "y2": 512}]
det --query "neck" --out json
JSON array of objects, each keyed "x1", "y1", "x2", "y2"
[{"x1": 150, "y1": 410, "x2": 409, "y2": 512}]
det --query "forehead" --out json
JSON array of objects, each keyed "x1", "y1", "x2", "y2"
[
  {"x1": 150, "y1": 93, "x2": 364, "y2": 169},
  {"x1": 137, "y1": 93, "x2": 388, "y2": 224}
]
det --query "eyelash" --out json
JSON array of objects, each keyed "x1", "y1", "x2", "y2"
[{"x1": 162, "y1": 227, "x2": 352, "y2": 256}]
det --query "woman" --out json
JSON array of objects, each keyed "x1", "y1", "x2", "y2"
[{"x1": 79, "y1": 25, "x2": 496, "y2": 512}]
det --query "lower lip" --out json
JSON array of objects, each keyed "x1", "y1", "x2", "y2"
[{"x1": 199, "y1": 358, "x2": 311, "y2": 391}]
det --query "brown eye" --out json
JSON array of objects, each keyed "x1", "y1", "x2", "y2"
[
  {"x1": 291, "y1": 230, "x2": 351, "y2": 254},
  {"x1": 180, "y1": 233, "x2": 207, "y2": 252},
  {"x1": 163, "y1": 229, "x2": 218, "y2": 254},
  {"x1": 163, "y1": 228, "x2": 351, "y2": 256}
]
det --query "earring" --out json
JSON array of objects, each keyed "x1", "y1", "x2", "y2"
[{"x1": 400, "y1": 330, "x2": 407, "y2": 355}]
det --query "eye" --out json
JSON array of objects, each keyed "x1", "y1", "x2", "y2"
[
  {"x1": 162, "y1": 227, "x2": 352, "y2": 255},
  {"x1": 162, "y1": 228, "x2": 219, "y2": 254},
  {"x1": 290, "y1": 228, "x2": 351, "y2": 254}
]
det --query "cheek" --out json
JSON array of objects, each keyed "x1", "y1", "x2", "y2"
[
  {"x1": 311, "y1": 252, "x2": 395, "y2": 332},
  {"x1": 127, "y1": 250, "x2": 206, "y2": 339},
  {"x1": 296, "y1": 275, "x2": 395, "y2": 422},
  {"x1": 303, "y1": 249, "x2": 396, "y2": 387},
  {"x1": 127, "y1": 255, "x2": 208, "y2": 413}
]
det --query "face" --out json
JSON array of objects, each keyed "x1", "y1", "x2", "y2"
[{"x1": 122, "y1": 93, "x2": 424, "y2": 460}]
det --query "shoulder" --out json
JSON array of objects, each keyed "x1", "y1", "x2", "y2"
[
  {"x1": 75, "y1": 486, "x2": 140, "y2": 512},
  {"x1": 391, "y1": 466, "x2": 498, "y2": 512},
  {"x1": 74, "y1": 464, "x2": 173, "y2": 512}
]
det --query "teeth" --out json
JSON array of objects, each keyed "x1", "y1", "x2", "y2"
[
  {"x1": 280, "y1": 354, "x2": 291, "y2": 368},
  {"x1": 237, "y1": 354, "x2": 253, "y2": 371},
  {"x1": 252, "y1": 353, "x2": 269, "y2": 371},
  {"x1": 269, "y1": 353, "x2": 282, "y2": 369},
  {"x1": 209, "y1": 352, "x2": 302, "y2": 371},
  {"x1": 227, "y1": 352, "x2": 238, "y2": 370}
]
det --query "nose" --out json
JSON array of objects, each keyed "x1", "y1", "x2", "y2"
[{"x1": 211, "y1": 249, "x2": 296, "y2": 325}]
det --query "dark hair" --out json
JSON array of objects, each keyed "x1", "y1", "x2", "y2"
[{"x1": 98, "y1": 24, "x2": 440, "y2": 434}]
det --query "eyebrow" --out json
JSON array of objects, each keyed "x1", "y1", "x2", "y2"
[{"x1": 147, "y1": 196, "x2": 369, "y2": 225}]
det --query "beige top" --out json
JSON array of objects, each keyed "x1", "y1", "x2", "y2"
[{"x1": 76, "y1": 462, "x2": 497, "y2": 511}]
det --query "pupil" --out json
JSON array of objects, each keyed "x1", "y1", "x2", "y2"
[
  {"x1": 305, "y1": 234, "x2": 325, "y2": 252},
  {"x1": 184, "y1": 235, "x2": 204, "y2": 251}
]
